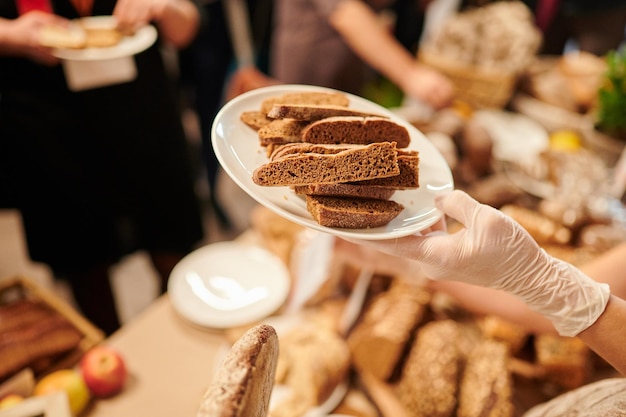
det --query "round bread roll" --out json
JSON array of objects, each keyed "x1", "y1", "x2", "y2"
[{"x1": 196, "y1": 324, "x2": 279, "y2": 417}]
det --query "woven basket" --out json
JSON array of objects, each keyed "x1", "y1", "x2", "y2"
[{"x1": 419, "y1": 49, "x2": 519, "y2": 109}]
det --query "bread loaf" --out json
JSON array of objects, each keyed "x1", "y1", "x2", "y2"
[
  {"x1": 457, "y1": 340, "x2": 514, "y2": 417},
  {"x1": 306, "y1": 195, "x2": 404, "y2": 229},
  {"x1": 301, "y1": 116, "x2": 410, "y2": 148},
  {"x1": 348, "y1": 279, "x2": 431, "y2": 380},
  {"x1": 252, "y1": 142, "x2": 400, "y2": 186},
  {"x1": 394, "y1": 320, "x2": 462, "y2": 417},
  {"x1": 196, "y1": 324, "x2": 279, "y2": 417}
]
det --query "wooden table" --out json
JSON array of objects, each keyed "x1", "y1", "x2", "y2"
[{"x1": 85, "y1": 295, "x2": 227, "y2": 417}]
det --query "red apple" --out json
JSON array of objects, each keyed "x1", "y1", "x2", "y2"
[{"x1": 79, "y1": 345, "x2": 127, "y2": 398}]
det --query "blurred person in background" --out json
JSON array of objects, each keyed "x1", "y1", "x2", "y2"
[
  {"x1": 524, "y1": 0, "x2": 626, "y2": 56},
  {"x1": 178, "y1": 0, "x2": 274, "y2": 229},
  {"x1": 227, "y1": 0, "x2": 454, "y2": 110},
  {"x1": 0, "y1": 0, "x2": 205, "y2": 334}
]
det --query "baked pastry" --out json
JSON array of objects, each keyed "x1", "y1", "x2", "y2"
[
  {"x1": 252, "y1": 142, "x2": 400, "y2": 187},
  {"x1": 306, "y1": 195, "x2": 404, "y2": 229},
  {"x1": 268, "y1": 104, "x2": 385, "y2": 121},
  {"x1": 302, "y1": 116, "x2": 411, "y2": 148},
  {"x1": 196, "y1": 324, "x2": 279, "y2": 417}
]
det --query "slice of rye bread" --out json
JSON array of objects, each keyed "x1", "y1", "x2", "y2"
[
  {"x1": 356, "y1": 150, "x2": 419, "y2": 189},
  {"x1": 196, "y1": 324, "x2": 279, "y2": 417},
  {"x1": 293, "y1": 183, "x2": 396, "y2": 200},
  {"x1": 259, "y1": 91, "x2": 350, "y2": 115},
  {"x1": 268, "y1": 104, "x2": 387, "y2": 122},
  {"x1": 252, "y1": 142, "x2": 400, "y2": 186},
  {"x1": 241, "y1": 111, "x2": 272, "y2": 131},
  {"x1": 305, "y1": 195, "x2": 404, "y2": 228},
  {"x1": 258, "y1": 119, "x2": 310, "y2": 146},
  {"x1": 301, "y1": 116, "x2": 411, "y2": 148}
]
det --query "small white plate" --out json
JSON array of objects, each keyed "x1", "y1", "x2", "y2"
[
  {"x1": 168, "y1": 242, "x2": 290, "y2": 329},
  {"x1": 211, "y1": 84, "x2": 454, "y2": 240},
  {"x1": 53, "y1": 16, "x2": 157, "y2": 61}
]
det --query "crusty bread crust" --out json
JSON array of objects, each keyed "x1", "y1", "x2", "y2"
[
  {"x1": 302, "y1": 116, "x2": 411, "y2": 148},
  {"x1": 196, "y1": 324, "x2": 279, "y2": 417},
  {"x1": 306, "y1": 195, "x2": 404, "y2": 228},
  {"x1": 252, "y1": 142, "x2": 400, "y2": 186}
]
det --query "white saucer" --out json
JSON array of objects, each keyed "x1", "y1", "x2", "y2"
[{"x1": 168, "y1": 242, "x2": 290, "y2": 329}]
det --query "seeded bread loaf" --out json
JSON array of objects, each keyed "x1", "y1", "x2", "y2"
[
  {"x1": 260, "y1": 91, "x2": 350, "y2": 114},
  {"x1": 305, "y1": 195, "x2": 404, "y2": 228},
  {"x1": 252, "y1": 142, "x2": 400, "y2": 186},
  {"x1": 302, "y1": 116, "x2": 411, "y2": 148},
  {"x1": 268, "y1": 104, "x2": 386, "y2": 121},
  {"x1": 457, "y1": 340, "x2": 514, "y2": 417},
  {"x1": 293, "y1": 183, "x2": 396, "y2": 200},
  {"x1": 394, "y1": 320, "x2": 462, "y2": 417}
]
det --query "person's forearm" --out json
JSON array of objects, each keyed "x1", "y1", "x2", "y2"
[
  {"x1": 579, "y1": 242, "x2": 626, "y2": 299},
  {"x1": 428, "y1": 280, "x2": 558, "y2": 334},
  {"x1": 578, "y1": 295, "x2": 626, "y2": 375},
  {"x1": 329, "y1": 0, "x2": 416, "y2": 87},
  {"x1": 156, "y1": 0, "x2": 199, "y2": 48}
]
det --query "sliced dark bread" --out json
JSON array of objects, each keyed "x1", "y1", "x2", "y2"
[
  {"x1": 258, "y1": 119, "x2": 309, "y2": 146},
  {"x1": 252, "y1": 142, "x2": 400, "y2": 186},
  {"x1": 357, "y1": 150, "x2": 420, "y2": 189},
  {"x1": 302, "y1": 116, "x2": 411, "y2": 148},
  {"x1": 241, "y1": 111, "x2": 272, "y2": 131},
  {"x1": 268, "y1": 104, "x2": 386, "y2": 122},
  {"x1": 293, "y1": 183, "x2": 396, "y2": 200},
  {"x1": 306, "y1": 195, "x2": 404, "y2": 228},
  {"x1": 260, "y1": 91, "x2": 350, "y2": 115}
]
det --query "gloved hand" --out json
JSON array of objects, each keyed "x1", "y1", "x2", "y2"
[{"x1": 357, "y1": 190, "x2": 610, "y2": 337}]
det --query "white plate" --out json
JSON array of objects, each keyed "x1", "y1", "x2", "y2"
[
  {"x1": 53, "y1": 16, "x2": 157, "y2": 61},
  {"x1": 167, "y1": 241, "x2": 290, "y2": 329},
  {"x1": 211, "y1": 84, "x2": 454, "y2": 240}
]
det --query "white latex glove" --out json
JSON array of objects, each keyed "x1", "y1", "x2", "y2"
[{"x1": 357, "y1": 190, "x2": 610, "y2": 337}]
